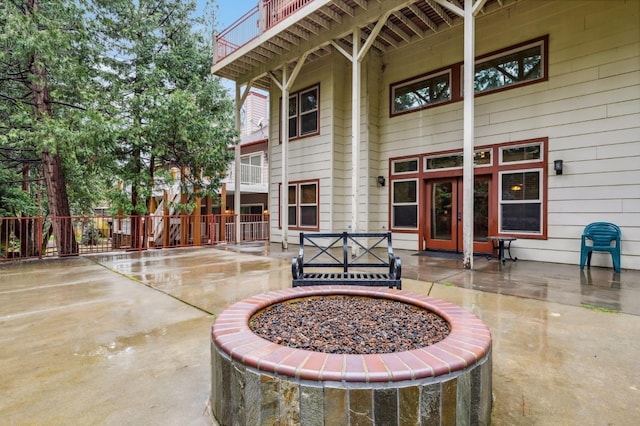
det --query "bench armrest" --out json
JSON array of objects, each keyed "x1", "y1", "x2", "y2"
[
  {"x1": 292, "y1": 255, "x2": 303, "y2": 279},
  {"x1": 389, "y1": 255, "x2": 402, "y2": 280}
]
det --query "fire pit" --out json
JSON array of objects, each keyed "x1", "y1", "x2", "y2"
[{"x1": 211, "y1": 286, "x2": 492, "y2": 425}]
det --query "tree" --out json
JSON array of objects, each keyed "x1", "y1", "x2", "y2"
[
  {"x1": 0, "y1": 0, "x2": 100, "y2": 255},
  {"x1": 91, "y1": 0, "x2": 237, "y2": 249}
]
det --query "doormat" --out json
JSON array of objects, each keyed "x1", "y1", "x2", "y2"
[{"x1": 413, "y1": 250, "x2": 487, "y2": 260}]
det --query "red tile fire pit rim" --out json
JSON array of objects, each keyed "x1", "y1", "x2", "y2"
[{"x1": 211, "y1": 285, "x2": 491, "y2": 383}]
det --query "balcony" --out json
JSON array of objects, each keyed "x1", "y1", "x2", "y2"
[
  {"x1": 222, "y1": 161, "x2": 269, "y2": 194},
  {"x1": 212, "y1": 0, "x2": 512, "y2": 91},
  {"x1": 215, "y1": 0, "x2": 314, "y2": 62}
]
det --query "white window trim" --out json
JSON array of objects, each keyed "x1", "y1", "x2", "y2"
[
  {"x1": 297, "y1": 182, "x2": 319, "y2": 228},
  {"x1": 424, "y1": 149, "x2": 494, "y2": 172},
  {"x1": 498, "y1": 168, "x2": 544, "y2": 235},
  {"x1": 499, "y1": 142, "x2": 544, "y2": 166},
  {"x1": 391, "y1": 178, "x2": 419, "y2": 230},
  {"x1": 391, "y1": 158, "x2": 419, "y2": 175}
]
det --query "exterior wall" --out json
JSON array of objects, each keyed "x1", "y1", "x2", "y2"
[
  {"x1": 268, "y1": 55, "x2": 340, "y2": 241},
  {"x1": 267, "y1": 0, "x2": 639, "y2": 269},
  {"x1": 375, "y1": 0, "x2": 639, "y2": 269}
]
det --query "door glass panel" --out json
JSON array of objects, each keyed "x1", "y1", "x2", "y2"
[
  {"x1": 474, "y1": 178, "x2": 489, "y2": 241},
  {"x1": 431, "y1": 182, "x2": 453, "y2": 240}
]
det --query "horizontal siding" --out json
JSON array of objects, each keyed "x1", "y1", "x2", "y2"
[
  {"x1": 266, "y1": 0, "x2": 639, "y2": 267},
  {"x1": 376, "y1": 0, "x2": 639, "y2": 268}
]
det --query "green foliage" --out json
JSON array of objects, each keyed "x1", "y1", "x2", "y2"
[
  {"x1": 0, "y1": 0, "x2": 105, "y2": 217},
  {"x1": 90, "y1": 0, "x2": 237, "y2": 214},
  {"x1": 1, "y1": 0, "x2": 237, "y2": 219}
]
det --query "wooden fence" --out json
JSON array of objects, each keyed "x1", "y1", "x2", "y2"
[{"x1": 0, "y1": 214, "x2": 270, "y2": 262}]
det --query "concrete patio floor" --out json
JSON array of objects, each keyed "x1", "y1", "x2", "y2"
[{"x1": 1, "y1": 243, "x2": 639, "y2": 425}]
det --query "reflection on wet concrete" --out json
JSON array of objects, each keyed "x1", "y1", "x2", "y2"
[{"x1": 1, "y1": 244, "x2": 639, "y2": 425}]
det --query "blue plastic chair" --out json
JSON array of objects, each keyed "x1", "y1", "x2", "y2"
[{"x1": 579, "y1": 222, "x2": 621, "y2": 273}]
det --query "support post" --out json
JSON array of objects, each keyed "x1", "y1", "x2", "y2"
[
  {"x1": 279, "y1": 66, "x2": 289, "y2": 249},
  {"x1": 462, "y1": 0, "x2": 475, "y2": 269},
  {"x1": 234, "y1": 85, "x2": 242, "y2": 244},
  {"x1": 351, "y1": 27, "x2": 361, "y2": 238}
]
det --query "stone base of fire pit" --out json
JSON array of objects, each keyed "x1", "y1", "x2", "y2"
[{"x1": 211, "y1": 286, "x2": 492, "y2": 425}]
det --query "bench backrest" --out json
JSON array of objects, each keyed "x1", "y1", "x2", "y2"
[
  {"x1": 582, "y1": 222, "x2": 621, "y2": 247},
  {"x1": 299, "y1": 232, "x2": 394, "y2": 271}
]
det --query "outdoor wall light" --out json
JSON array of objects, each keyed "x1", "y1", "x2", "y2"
[
  {"x1": 377, "y1": 176, "x2": 386, "y2": 187},
  {"x1": 554, "y1": 159, "x2": 563, "y2": 175}
]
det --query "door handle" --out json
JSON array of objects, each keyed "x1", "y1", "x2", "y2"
[{"x1": 457, "y1": 212, "x2": 462, "y2": 221}]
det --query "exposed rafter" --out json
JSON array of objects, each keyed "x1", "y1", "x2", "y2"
[
  {"x1": 393, "y1": 11, "x2": 425, "y2": 39},
  {"x1": 212, "y1": 0, "x2": 511, "y2": 88}
]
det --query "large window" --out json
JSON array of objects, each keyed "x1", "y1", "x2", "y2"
[
  {"x1": 392, "y1": 180, "x2": 418, "y2": 229},
  {"x1": 499, "y1": 170, "x2": 543, "y2": 234},
  {"x1": 474, "y1": 39, "x2": 545, "y2": 94},
  {"x1": 391, "y1": 70, "x2": 451, "y2": 114},
  {"x1": 390, "y1": 36, "x2": 547, "y2": 117},
  {"x1": 282, "y1": 180, "x2": 319, "y2": 230},
  {"x1": 286, "y1": 85, "x2": 319, "y2": 140}
]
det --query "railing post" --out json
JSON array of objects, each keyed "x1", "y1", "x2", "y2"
[{"x1": 342, "y1": 232, "x2": 348, "y2": 273}]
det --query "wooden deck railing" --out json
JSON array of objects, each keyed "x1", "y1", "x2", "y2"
[{"x1": 0, "y1": 214, "x2": 270, "y2": 262}]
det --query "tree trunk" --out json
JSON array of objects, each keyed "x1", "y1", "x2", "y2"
[{"x1": 28, "y1": 0, "x2": 78, "y2": 256}]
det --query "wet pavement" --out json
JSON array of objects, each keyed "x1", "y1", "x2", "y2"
[{"x1": 1, "y1": 243, "x2": 639, "y2": 425}]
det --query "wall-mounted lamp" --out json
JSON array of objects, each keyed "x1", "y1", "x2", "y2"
[
  {"x1": 377, "y1": 176, "x2": 386, "y2": 187},
  {"x1": 554, "y1": 159, "x2": 563, "y2": 175}
]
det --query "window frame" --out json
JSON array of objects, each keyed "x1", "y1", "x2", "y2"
[
  {"x1": 498, "y1": 168, "x2": 544, "y2": 235},
  {"x1": 390, "y1": 68, "x2": 453, "y2": 116},
  {"x1": 279, "y1": 179, "x2": 320, "y2": 231},
  {"x1": 499, "y1": 142, "x2": 544, "y2": 165},
  {"x1": 392, "y1": 158, "x2": 420, "y2": 175},
  {"x1": 387, "y1": 138, "x2": 548, "y2": 239},
  {"x1": 391, "y1": 178, "x2": 419, "y2": 230},
  {"x1": 389, "y1": 36, "x2": 548, "y2": 118},
  {"x1": 280, "y1": 84, "x2": 320, "y2": 142},
  {"x1": 471, "y1": 36, "x2": 547, "y2": 96}
]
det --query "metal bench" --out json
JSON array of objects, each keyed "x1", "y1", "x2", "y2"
[{"x1": 292, "y1": 232, "x2": 402, "y2": 289}]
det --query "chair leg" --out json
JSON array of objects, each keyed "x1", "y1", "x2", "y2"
[
  {"x1": 612, "y1": 254, "x2": 621, "y2": 273},
  {"x1": 586, "y1": 252, "x2": 592, "y2": 269},
  {"x1": 579, "y1": 250, "x2": 587, "y2": 269}
]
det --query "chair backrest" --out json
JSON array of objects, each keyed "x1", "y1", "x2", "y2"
[{"x1": 583, "y1": 222, "x2": 621, "y2": 246}]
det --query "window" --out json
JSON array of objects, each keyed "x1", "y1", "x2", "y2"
[
  {"x1": 392, "y1": 158, "x2": 419, "y2": 174},
  {"x1": 240, "y1": 153, "x2": 263, "y2": 184},
  {"x1": 499, "y1": 170, "x2": 543, "y2": 234},
  {"x1": 392, "y1": 70, "x2": 451, "y2": 115},
  {"x1": 500, "y1": 143, "x2": 542, "y2": 164},
  {"x1": 474, "y1": 38, "x2": 545, "y2": 94},
  {"x1": 392, "y1": 180, "x2": 418, "y2": 229},
  {"x1": 387, "y1": 138, "x2": 547, "y2": 238},
  {"x1": 240, "y1": 205, "x2": 265, "y2": 215},
  {"x1": 282, "y1": 180, "x2": 319, "y2": 230},
  {"x1": 285, "y1": 85, "x2": 319, "y2": 140},
  {"x1": 390, "y1": 36, "x2": 548, "y2": 117},
  {"x1": 424, "y1": 149, "x2": 492, "y2": 170}
]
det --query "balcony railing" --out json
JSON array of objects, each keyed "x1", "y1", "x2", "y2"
[
  {"x1": 224, "y1": 162, "x2": 268, "y2": 187},
  {"x1": 215, "y1": 0, "x2": 314, "y2": 62}
]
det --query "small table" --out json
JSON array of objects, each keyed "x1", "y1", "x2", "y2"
[{"x1": 487, "y1": 236, "x2": 517, "y2": 263}]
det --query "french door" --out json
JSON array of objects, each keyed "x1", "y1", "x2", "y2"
[{"x1": 425, "y1": 176, "x2": 492, "y2": 253}]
